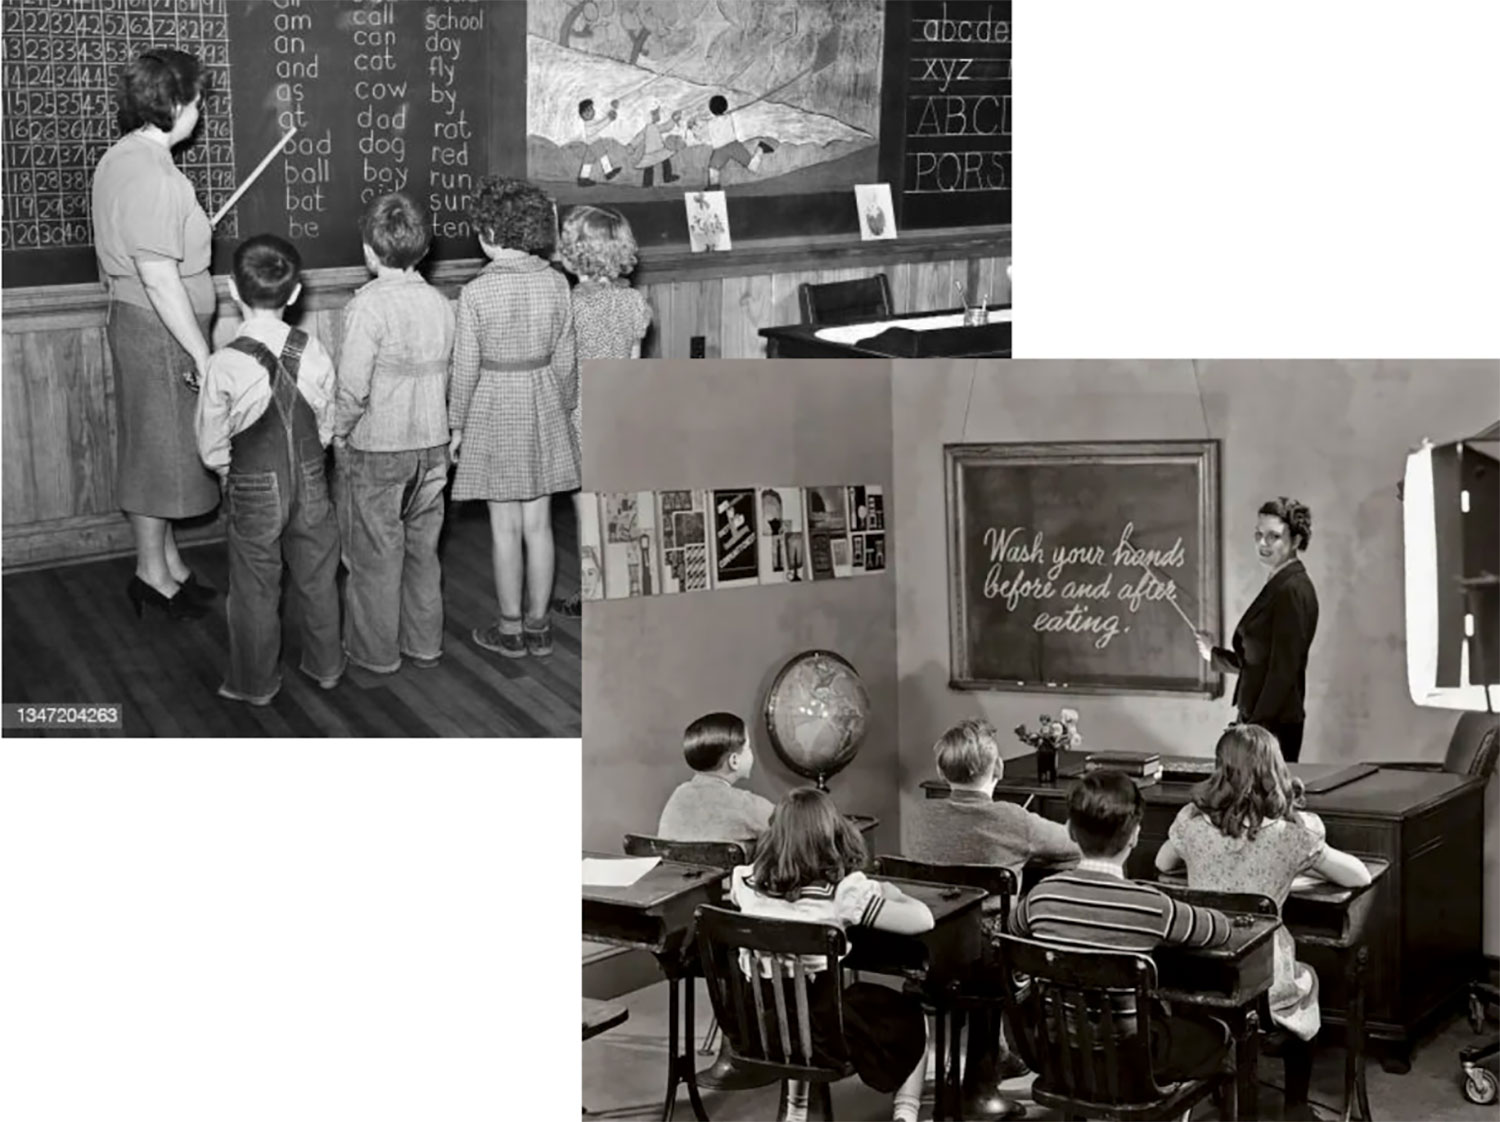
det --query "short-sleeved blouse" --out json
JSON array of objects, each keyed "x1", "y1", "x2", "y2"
[
  {"x1": 1168, "y1": 804, "x2": 1328, "y2": 1038},
  {"x1": 91, "y1": 132, "x2": 214, "y2": 315},
  {"x1": 730, "y1": 866, "x2": 885, "y2": 975}
]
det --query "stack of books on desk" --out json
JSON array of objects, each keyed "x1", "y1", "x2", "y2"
[{"x1": 1085, "y1": 751, "x2": 1162, "y2": 788}]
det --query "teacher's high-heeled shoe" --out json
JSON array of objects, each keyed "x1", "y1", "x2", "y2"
[
  {"x1": 178, "y1": 570, "x2": 219, "y2": 603},
  {"x1": 127, "y1": 576, "x2": 207, "y2": 621}
]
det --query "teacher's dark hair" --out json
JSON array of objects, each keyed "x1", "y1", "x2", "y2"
[
  {"x1": 1259, "y1": 496, "x2": 1312, "y2": 551},
  {"x1": 117, "y1": 48, "x2": 203, "y2": 133}
]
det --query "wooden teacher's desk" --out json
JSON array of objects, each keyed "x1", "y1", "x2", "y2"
[
  {"x1": 921, "y1": 754, "x2": 1485, "y2": 1070},
  {"x1": 759, "y1": 305, "x2": 1012, "y2": 359}
]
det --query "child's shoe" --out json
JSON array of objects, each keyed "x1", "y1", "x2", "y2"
[
  {"x1": 524, "y1": 615, "x2": 553, "y2": 657},
  {"x1": 473, "y1": 618, "x2": 527, "y2": 659},
  {"x1": 551, "y1": 593, "x2": 583, "y2": 618},
  {"x1": 217, "y1": 679, "x2": 280, "y2": 707},
  {"x1": 405, "y1": 651, "x2": 442, "y2": 670}
]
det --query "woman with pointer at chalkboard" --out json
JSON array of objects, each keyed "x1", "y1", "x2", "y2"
[
  {"x1": 1193, "y1": 498, "x2": 1320, "y2": 762},
  {"x1": 91, "y1": 49, "x2": 218, "y2": 620}
]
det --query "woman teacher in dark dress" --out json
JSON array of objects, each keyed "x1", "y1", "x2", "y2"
[
  {"x1": 91, "y1": 48, "x2": 219, "y2": 620},
  {"x1": 1194, "y1": 497, "x2": 1320, "y2": 762}
]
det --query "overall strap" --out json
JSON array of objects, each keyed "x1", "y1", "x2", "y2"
[
  {"x1": 280, "y1": 327, "x2": 308, "y2": 381},
  {"x1": 225, "y1": 336, "x2": 280, "y2": 382}
]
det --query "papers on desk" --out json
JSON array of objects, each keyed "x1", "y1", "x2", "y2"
[
  {"x1": 582, "y1": 856, "x2": 660, "y2": 888},
  {"x1": 1290, "y1": 874, "x2": 1322, "y2": 893},
  {"x1": 813, "y1": 307, "x2": 1014, "y2": 347}
]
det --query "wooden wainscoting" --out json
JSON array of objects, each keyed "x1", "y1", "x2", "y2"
[{"x1": 2, "y1": 226, "x2": 1007, "y2": 569}]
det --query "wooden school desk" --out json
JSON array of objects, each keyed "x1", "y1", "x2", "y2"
[
  {"x1": 921, "y1": 754, "x2": 1483, "y2": 1071},
  {"x1": 582, "y1": 854, "x2": 726, "y2": 1122},
  {"x1": 759, "y1": 305, "x2": 1012, "y2": 359},
  {"x1": 1161, "y1": 858, "x2": 1391, "y2": 1122}
]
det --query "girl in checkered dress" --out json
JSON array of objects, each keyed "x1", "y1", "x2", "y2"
[
  {"x1": 449, "y1": 177, "x2": 579, "y2": 658},
  {"x1": 551, "y1": 204, "x2": 652, "y2": 617}
]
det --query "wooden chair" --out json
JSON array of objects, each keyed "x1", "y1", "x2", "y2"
[
  {"x1": 994, "y1": 932, "x2": 1238, "y2": 1121},
  {"x1": 797, "y1": 274, "x2": 893, "y2": 326},
  {"x1": 872, "y1": 856, "x2": 1021, "y2": 1119},
  {"x1": 695, "y1": 904, "x2": 854, "y2": 1120},
  {"x1": 624, "y1": 834, "x2": 750, "y2": 1058},
  {"x1": 1379, "y1": 711, "x2": 1499, "y2": 783}
]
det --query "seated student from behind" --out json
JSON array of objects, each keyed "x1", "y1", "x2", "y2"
[
  {"x1": 731, "y1": 787, "x2": 933, "y2": 1122},
  {"x1": 1011, "y1": 770, "x2": 1234, "y2": 1087},
  {"x1": 906, "y1": 718, "x2": 1082, "y2": 1083},
  {"x1": 196, "y1": 234, "x2": 341, "y2": 706},
  {"x1": 658, "y1": 712, "x2": 774, "y2": 843},
  {"x1": 1155, "y1": 723, "x2": 1371, "y2": 1121}
]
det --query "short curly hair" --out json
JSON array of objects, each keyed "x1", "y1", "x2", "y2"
[
  {"x1": 558, "y1": 205, "x2": 638, "y2": 280},
  {"x1": 117, "y1": 48, "x2": 203, "y2": 133},
  {"x1": 1258, "y1": 496, "x2": 1312, "y2": 551},
  {"x1": 468, "y1": 176, "x2": 556, "y2": 257}
]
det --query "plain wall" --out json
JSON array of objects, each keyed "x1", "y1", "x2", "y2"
[
  {"x1": 583, "y1": 360, "x2": 900, "y2": 856},
  {"x1": 891, "y1": 359, "x2": 1500, "y2": 952}
]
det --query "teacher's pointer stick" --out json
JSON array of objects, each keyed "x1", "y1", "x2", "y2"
[
  {"x1": 210, "y1": 128, "x2": 298, "y2": 227},
  {"x1": 1139, "y1": 561, "x2": 1200, "y2": 635}
]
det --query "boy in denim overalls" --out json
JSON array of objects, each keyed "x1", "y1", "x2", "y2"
[{"x1": 196, "y1": 234, "x2": 342, "y2": 705}]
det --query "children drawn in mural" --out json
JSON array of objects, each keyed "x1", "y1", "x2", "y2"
[{"x1": 527, "y1": 0, "x2": 883, "y2": 200}]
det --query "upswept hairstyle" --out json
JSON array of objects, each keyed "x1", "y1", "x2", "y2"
[
  {"x1": 933, "y1": 718, "x2": 1000, "y2": 785},
  {"x1": 558, "y1": 205, "x2": 639, "y2": 281},
  {"x1": 751, "y1": 787, "x2": 867, "y2": 901},
  {"x1": 232, "y1": 234, "x2": 301, "y2": 310},
  {"x1": 1258, "y1": 496, "x2": 1312, "y2": 551},
  {"x1": 468, "y1": 176, "x2": 556, "y2": 256},
  {"x1": 361, "y1": 192, "x2": 432, "y2": 270},
  {"x1": 117, "y1": 48, "x2": 203, "y2": 133},
  {"x1": 682, "y1": 712, "x2": 746, "y2": 772},
  {"x1": 1190, "y1": 724, "x2": 1306, "y2": 841},
  {"x1": 1066, "y1": 769, "x2": 1144, "y2": 857}
]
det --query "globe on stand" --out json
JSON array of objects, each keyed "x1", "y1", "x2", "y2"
[{"x1": 763, "y1": 650, "x2": 871, "y2": 791}]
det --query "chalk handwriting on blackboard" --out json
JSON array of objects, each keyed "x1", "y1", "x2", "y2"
[
  {"x1": 905, "y1": 2, "x2": 1009, "y2": 196},
  {"x1": 982, "y1": 522, "x2": 1187, "y2": 650}
]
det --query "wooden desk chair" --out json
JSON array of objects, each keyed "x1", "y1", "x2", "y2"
[
  {"x1": 1379, "y1": 711, "x2": 1499, "y2": 782},
  {"x1": 995, "y1": 932, "x2": 1238, "y2": 1121},
  {"x1": 583, "y1": 998, "x2": 630, "y2": 1116},
  {"x1": 694, "y1": 904, "x2": 854, "y2": 1121},
  {"x1": 797, "y1": 274, "x2": 893, "y2": 326},
  {"x1": 872, "y1": 855, "x2": 1021, "y2": 1120},
  {"x1": 623, "y1": 834, "x2": 750, "y2": 1059}
]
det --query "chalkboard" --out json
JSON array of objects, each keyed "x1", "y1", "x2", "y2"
[
  {"x1": 880, "y1": 0, "x2": 1011, "y2": 229},
  {"x1": 2, "y1": 0, "x2": 1009, "y2": 289},
  {"x1": 945, "y1": 442, "x2": 1221, "y2": 695}
]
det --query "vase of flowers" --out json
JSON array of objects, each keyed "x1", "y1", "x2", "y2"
[{"x1": 1014, "y1": 708, "x2": 1082, "y2": 785}]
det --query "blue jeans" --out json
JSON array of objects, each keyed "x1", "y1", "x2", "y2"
[
  {"x1": 223, "y1": 457, "x2": 343, "y2": 701},
  {"x1": 336, "y1": 444, "x2": 448, "y2": 670}
]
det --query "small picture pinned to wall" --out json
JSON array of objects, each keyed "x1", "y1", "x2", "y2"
[
  {"x1": 578, "y1": 492, "x2": 606, "y2": 603},
  {"x1": 656, "y1": 489, "x2": 711, "y2": 594},
  {"x1": 804, "y1": 485, "x2": 853, "y2": 580},
  {"x1": 865, "y1": 485, "x2": 885, "y2": 531},
  {"x1": 854, "y1": 183, "x2": 896, "y2": 241},
  {"x1": 685, "y1": 190, "x2": 731, "y2": 253},
  {"x1": 757, "y1": 486, "x2": 810, "y2": 584},
  {"x1": 864, "y1": 533, "x2": 886, "y2": 573},
  {"x1": 710, "y1": 487, "x2": 760, "y2": 588},
  {"x1": 601, "y1": 491, "x2": 661, "y2": 599}
]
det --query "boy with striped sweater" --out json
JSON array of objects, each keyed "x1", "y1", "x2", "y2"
[{"x1": 1011, "y1": 770, "x2": 1234, "y2": 1085}]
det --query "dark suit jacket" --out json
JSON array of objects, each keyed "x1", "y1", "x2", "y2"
[{"x1": 1210, "y1": 558, "x2": 1319, "y2": 725}]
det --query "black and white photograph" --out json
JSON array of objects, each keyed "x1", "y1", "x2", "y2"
[{"x1": 582, "y1": 358, "x2": 1500, "y2": 1122}]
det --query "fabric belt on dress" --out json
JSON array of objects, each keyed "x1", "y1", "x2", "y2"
[{"x1": 479, "y1": 355, "x2": 551, "y2": 373}]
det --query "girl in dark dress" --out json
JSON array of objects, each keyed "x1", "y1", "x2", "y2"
[
  {"x1": 728, "y1": 788, "x2": 932, "y2": 1122},
  {"x1": 1195, "y1": 497, "x2": 1320, "y2": 761}
]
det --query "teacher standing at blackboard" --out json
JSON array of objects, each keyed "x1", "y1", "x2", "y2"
[
  {"x1": 91, "y1": 48, "x2": 218, "y2": 620},
  {"x1": 1194, "y1": 497, "x2": 1320, "y2": 762}
]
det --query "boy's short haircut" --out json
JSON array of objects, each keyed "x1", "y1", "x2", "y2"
[
  {"x1": 683, "y1": 712, "x2": 746, "y2": 772},
  {"x1": 361, "y1": 192, "x2": 431, "y2": 270},
  {"x1": 578, "y1": 98, "x2": 595, "y2": 117},
  {"x1": 1066, "y1": 769, "x2": 1144, "y2": 857},
  {"x1": 232, "y1": 233, "x2": 301, "y2": 309},
  {"x1": 934, "y1": 718, "x2": 999, "y2": 785}
]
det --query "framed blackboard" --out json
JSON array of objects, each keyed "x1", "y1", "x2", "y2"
[
  {"x1": 2, "y1": 0, "x2": 1008, "y2": 289},
  {"x1": 945, "y1": 441, "x2": 1222, "y2": 695}
]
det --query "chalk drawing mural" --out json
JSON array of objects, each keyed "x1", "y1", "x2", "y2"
[{"x1": 527, "y1": 0, "x2": 884, "y2": 202}]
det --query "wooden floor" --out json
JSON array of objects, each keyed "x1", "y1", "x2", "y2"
[{"x1": 2, "y1": 497, "x2": 580, "y2": 737}]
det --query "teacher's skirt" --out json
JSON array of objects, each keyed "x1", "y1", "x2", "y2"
[{"x1": 106, "y1": 301, "x2": 219, "y2": 519}]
